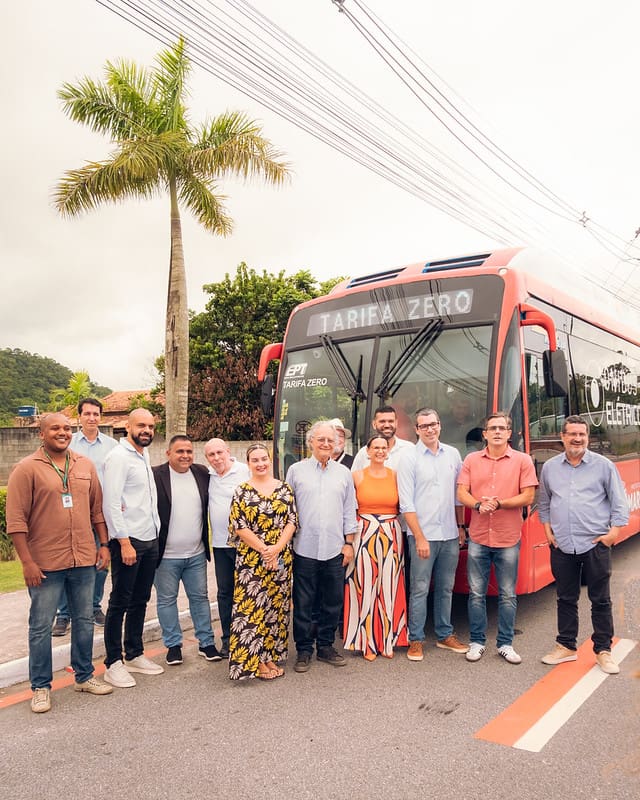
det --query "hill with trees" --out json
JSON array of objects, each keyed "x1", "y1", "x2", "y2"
[{"x1": 0, "y1": 349, "x2": 110, "y2": 425}]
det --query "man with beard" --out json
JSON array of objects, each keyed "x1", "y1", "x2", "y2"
[
  {"x1": 538, "y1": 415, "x2": 629, "y2": 675},
  {"x1": 351, "y1": 406, "x2": 413, "y2": 471},
  {"x1": 102, "y1": 408, "x2": 163, "y2": 688},
  {"x1": 6, "y1": 413, "x2": 113, "y2": 713}
]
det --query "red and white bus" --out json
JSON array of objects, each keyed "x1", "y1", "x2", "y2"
[{"x1": 259, "y1": 247, "x2": 640, "y2": 593}]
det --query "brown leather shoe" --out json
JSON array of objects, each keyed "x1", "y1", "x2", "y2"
[
  {"x1": 436, "y1": 635, "x2": 469, "y2": 654},
  {"x1": 407, "y1": 641, "x2": 424, "y2": 661}
]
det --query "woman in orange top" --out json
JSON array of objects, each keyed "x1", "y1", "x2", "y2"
[{"x1": 343, "y1": 436, "x2": 408, "y2": 660}]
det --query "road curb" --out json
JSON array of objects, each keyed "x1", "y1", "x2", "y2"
[{"x1": 0, "y1": 601, "x2": 219, "y2": 689}]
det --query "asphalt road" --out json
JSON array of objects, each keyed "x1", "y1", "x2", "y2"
[{"x1": 2, "y1": 536, "x2": 639, "y2": 800}]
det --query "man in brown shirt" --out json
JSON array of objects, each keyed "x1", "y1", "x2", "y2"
[{"x1": 6, "y1": 413, "x2": 113, "y2": 712}]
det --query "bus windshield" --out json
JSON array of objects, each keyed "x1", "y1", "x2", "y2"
[{"x1": 275, "y1": 323, "x2": 493, "y2": 475}]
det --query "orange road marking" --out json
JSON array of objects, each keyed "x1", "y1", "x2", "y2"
[
  {"x1": 475, "y1": 637, "x2": 636, "y2": 750},
  {"x1": 0, "y1": 645, "x2": 166, "y2": 711}
]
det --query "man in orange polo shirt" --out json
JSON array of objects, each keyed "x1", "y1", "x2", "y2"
[
  {"x1": 457, "y1": 412, "x2": 538, "y2": 665},
  {"x1": 6, "y1": 413, "x2": 113, "y2": 712}
]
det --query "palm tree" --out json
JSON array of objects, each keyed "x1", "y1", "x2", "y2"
[
  {"x1": 54, "y1": 37, "x2": 289, "y2": 436},
  {"x1": 50, "y1": 370, "x2": 91, "y2": 413}
]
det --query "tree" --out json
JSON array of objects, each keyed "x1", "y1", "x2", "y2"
[
  {"x1": 187, "y1": 263, "x2": 343, "y2": 438},
  {"x1": 188, "y1": 353, "x2": 265, "y2": 441},
  {"x1": 0, "y1": 348, "x2": 73, "y2": 425},
  {"x1": 49, "y1": 370, "x2": 92, "y2": 412},
  {"x1": 190, "y1": 262, "x2": 343, "y2": 372},
  {"x1": 54, "y1": 38, "x2": 290, "y2": 437}
]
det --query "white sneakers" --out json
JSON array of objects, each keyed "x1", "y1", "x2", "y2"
[
  {"x1": 466, "y1": 642, "x2": 485, "y2": 662},
  {"x1": 104, "y1": 660, "x2": 137, "y2": 688},
  {"x1": 466, "y1": 642, "x2": 522, "y2": 663},
  {"x1": 104, "y1": 655, "x2": 165, "y2": 687},
  {"x1": 125, "y1": 654, "x2": 165, "y2": 674},
  {"x1": 497, "y1": 644, "x2": 522, "y2": 664}
]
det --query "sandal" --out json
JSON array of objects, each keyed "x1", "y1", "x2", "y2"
[{"x1": 257, "y1": 665, "x2": 278, "y2": 681}]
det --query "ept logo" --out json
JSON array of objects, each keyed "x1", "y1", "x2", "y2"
[{"x1": 285, "y1": 363, "x2": 307, "y2": 379}]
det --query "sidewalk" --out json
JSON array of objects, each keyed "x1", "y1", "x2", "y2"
[{"x1": 0, "y1": 560, "x2": 220, "y2": 688}]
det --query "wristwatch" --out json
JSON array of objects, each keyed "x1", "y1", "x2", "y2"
[{"x1": 474, "y1": 501, "x2": 481, "y2": 511}]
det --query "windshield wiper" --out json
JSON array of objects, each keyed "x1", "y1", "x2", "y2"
[
  {"x1": 319, "y1": 334, "x2": 367, "y2": 402},
  {"x1": 374, "y1": 318, "x2": 444, "y2": 400}
]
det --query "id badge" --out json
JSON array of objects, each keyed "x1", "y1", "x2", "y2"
[{"x1": 62, "y1": 493, "x2": 73, "y2": 509}]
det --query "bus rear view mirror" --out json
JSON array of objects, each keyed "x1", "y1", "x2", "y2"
[
  {"x1": 543, "y1": 349, "x2": 569, "y2": 397},
  {"x1": 261, "y1": 375, "x2": 275, "y2": 416}
]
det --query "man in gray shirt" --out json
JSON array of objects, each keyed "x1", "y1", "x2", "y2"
[
  {"x1": 286, "y1": 421, "x2": 358, "y2": 673},
  {"x1": 538, "y1": 415, "x2": 629, "y2": 675}
]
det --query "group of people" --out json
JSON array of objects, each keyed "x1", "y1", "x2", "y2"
[{"x1": 6, "y1": 398, "x2": 629, "y2": 714}]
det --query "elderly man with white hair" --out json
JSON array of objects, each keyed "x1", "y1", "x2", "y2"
[{"x1": 286, "y1": 420, "x2": 358, "y2": 673}]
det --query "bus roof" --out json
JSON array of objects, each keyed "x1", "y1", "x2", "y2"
[{"x1": 290, "y1": 246, "x2": 639, "y2": 347}]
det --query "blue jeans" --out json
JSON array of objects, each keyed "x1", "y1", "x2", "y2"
[
  {"x1": 408, "y1": 536, "x2": 460, "y2": 641},
  {"x1": 154, "y1": 551, "x2": 214, "y2": 648},
  {"x1": 104, "y1": 537, "x2": 159, "y2": 667},
  {"x1": 467, "y1": 540, "x2": 520, "y2": 647},
  {"x1": 57, "y1": 567, "x2": 107, "y2": 620},
  {"x1": 293, "y1": 553, "x2": 344, "y2": 654},
  {"x1": 28, "y1": 566, "x2": 95, "y2": 689},
  {"x1": 213, "y1": 547, "x2": 235, "y2": 649}
]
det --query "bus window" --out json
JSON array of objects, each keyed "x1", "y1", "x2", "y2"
[
  {"x1": 373, "y1": 326, "x2": 492, "y2": 455},
  {"x1": 275, "y1": 340, "x2": 374, "y2": 477}
]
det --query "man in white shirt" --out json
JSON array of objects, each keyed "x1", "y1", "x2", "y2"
[
  {"x1": 102, "y1": 408, "x2": 163, "y2": 688},
  {"x1": 204, "y1": 438, "x2": 250, "y2": 659},
  {"x1": 153, "y1": 436, "x2": 219, "y2": 665},
  {"x1": 53, "y1": 397, "x2": 118, "y2": 634}
]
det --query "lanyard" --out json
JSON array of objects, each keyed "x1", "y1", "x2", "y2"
[{"x1": 43, "y1": 448, "x2": 70, "y2": 492}]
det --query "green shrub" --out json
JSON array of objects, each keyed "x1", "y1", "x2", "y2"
[{"x1": 0, "y1": 488, "x2": 16, "y2": 561}]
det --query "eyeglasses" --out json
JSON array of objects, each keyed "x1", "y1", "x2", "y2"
[
  {"x1": 485, "y1": 425, "x2": 509, "y2": 432},
  {"x1": 416, "y1": 422, "x2": 440, "y2": 430}
]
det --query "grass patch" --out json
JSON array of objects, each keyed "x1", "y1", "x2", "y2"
[{"x1": 0, "y1": 560, "x2": 24, "y2": 594}]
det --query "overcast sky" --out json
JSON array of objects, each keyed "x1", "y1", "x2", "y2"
[{"x1": 2, "y1": 0, "x2": 639, "y2": 392}]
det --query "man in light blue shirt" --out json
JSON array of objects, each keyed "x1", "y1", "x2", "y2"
[
  {"x1": 286, "y1": 421, "x2": 357, "y2": 673},
  {"x1": 53, "y1": 397, "x2": 118, "y2": 633},
  {"x1": 538, "y1": 415, "x2": 629, "y2": 675},
  {"x1": 398, "y1": 408, "x2": 468, "y2": 662},
  {"x1": 102, "y1": 408, "x2": 163, "y2": 688}
]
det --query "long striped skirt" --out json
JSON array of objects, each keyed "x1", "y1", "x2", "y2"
[{"x1": 343, "y1": 513, "x2": 408, "y2": 658}]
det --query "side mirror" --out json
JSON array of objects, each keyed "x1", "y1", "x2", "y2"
[
  {"x1": 543, "y1": 349, "x2": 568, "y2": 398},
  {"x1": 260, "y1": 375, "x2": 275, "y2": 416}
]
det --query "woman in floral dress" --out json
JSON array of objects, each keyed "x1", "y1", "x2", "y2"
[{"x1": 228, "y1": 444, "x2": 297, "y2": 680}]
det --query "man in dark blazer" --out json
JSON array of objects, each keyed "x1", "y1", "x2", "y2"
[{"x1": 153, "y1": 435, "x2": 221, "y2": 665}]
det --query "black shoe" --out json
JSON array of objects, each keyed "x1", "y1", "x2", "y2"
[
  {"x1": 93, "y1": 609, "x2": 106, "y2": 626},
  {"x1": 219, "y1": 643, "x2": 230, "y2": 659},
  {"x1": 166, "y1": 645, "x2": 183, "y2": 665},
  {"x1": 317, "y1": 646, "x2": 346, "y2": 667},
  {"x1": 52, "y1": 618, "x2": 69, "y2": 637},
  {"x1": 198, "y1": 645, "x2": 222, "y2": 662},
  {"x1": 294, "y1": 653, "x2": 312, "y2": 673}
]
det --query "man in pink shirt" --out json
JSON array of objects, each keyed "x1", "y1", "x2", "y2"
[{"x1": 457, "y1": 412, "x2": 538, "y2": 665}]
